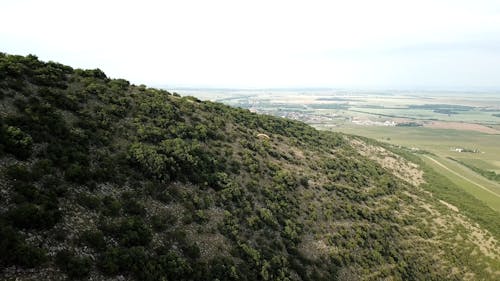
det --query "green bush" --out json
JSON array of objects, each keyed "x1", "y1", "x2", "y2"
[
  {"x1": 206, "y1": 257, "x2": 240, "y2": 281},
  {"x1": 76, "y1": 193, "x2": 101, "y2": 210},
  {"x1": 102, "y1": 196, "x2": 121, "y2": 216},
  {"x1": 11, "y1": 183, "x2": 39, "y2": 203},
  {"x1": 55, "y1": 250, "x2": 92, "y2": 278},
  {"x1": 3, "y1": 163, "x2": 33, "y2": 182},
  {"x1": 0, "y1": 125, "x2": 33, "y2": 159},
  {"x1": 40, "y1": 174, "x2": 67, "y2": 196},
  {"x1": 100, "y1": 247, "x2": 193, "y2": 280},
  {"x1": 7, "y1": 203, "x2": 61, "y2": 229},
  {"x1": 151, "y1": 212, "x2": 176, "y2": 232},
  {"x1": 79, "y1": 230, "x2": 106, "y2": 250},
  {"x1": 65, "y1": 163, "x2": 90, "y2": 183},
  {"x1": 0, "y1": 225, "x2": 47, "y2": 268},
  {"x1": 122, "y1": 198, "x2": 146, "y2": 216},
  {"x1": 103, "y1": 217, "x2": 152, "y2": 247}
]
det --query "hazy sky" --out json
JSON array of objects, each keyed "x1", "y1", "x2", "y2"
[{"x1": 2, "y1": 0, "x2": 500, "y2": 89}]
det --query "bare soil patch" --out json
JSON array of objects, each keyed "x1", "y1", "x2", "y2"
[
  {"x1": 350, "y1": 139, "x2": 424, "y2": 186},
  {"x1": 424, "y1": 121, "x2": 500, "y2": 134},
  {"x1": 439, "y1": 199, "x2": 459, "y2": 212}
]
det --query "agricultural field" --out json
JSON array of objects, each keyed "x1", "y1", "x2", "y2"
[
  {"x1": 455, "y1": 158, "x2": 500, "y2": 174},
  {"x1": 328, "y1": 125, "x2": 500, "y2": 212},
  {"x1": 328, "y1": 126, "x2": 500, "y2": 170},
  {"x1": 421, "y1": 155, "x2": 500, "y2": 212},
  {"x1": 180, "y1": 88, "x2": 500, "y2": 215},
  {"x1": 181, "y1": 89, "x2": 500, "y2": 128}
]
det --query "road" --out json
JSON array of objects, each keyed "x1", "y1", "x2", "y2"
[{"x1": 423, "y1": 155, "x2": 500, "y2": 198}]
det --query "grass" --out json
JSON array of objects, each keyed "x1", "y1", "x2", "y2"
[
  {"x1": 455, "y1": 157, "x2": 498, "y2": 170},
  {"x1": 422, "y1": 155, "x2": 500, "y2": 213}
]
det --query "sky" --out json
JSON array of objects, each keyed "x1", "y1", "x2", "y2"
[{"x1": 2, "y1": 0, "x2": 500, "y2": 90}]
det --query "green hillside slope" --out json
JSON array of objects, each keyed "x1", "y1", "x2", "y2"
[{"x1": 0, "y1": 53, "x2": 499, "y2": 280}]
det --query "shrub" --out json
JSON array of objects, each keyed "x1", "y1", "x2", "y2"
[
  {"x1": 3, "y1": 163, "x2": 33, "y2": 182},
  {"x1": 11, "y1": 183, "x2": 39, "y2": 204},
  {"x1": 40, "y1": 175, "x2": 67, "y2": 196},
  {"x1": 12, "y1": 243, "x2": 47, "y2": 268},
  {"x1": 99, "y1": 247, "x2": 123, "y2": 275},
  {"x1": 182, "y1": 243, "x2": 201, "y2": 260},
  {"x1": 102, "y1": 196, "x2": 121, "y2": 216},
  {"x1": 100, "y1": 247, "x2": 193, "y2": 280},
  {"x1": 31, "y1": 159, "x2": 56, "y2": 180},
  {"x1": 65, "y1": 163, "x2": 90, "y2": 183},
  {"x1": 79, "y1": 230, "x2": 106, "y2": 250},
  {"x1": 7, "y1": 203, "x2": 61, "y2": 229},
  {"x1": 55, "y1": 250, "x2": 92, "y2": 278},
  {"x1": 104, "y1": 217, "x2": 152, "y2": 247},
  {"x1": 0, "y1": 125, "x2": 33, "y2": 159},
  {"x1": 76, "y1": 193, "x2": 101, "y2": 210},
  {"x1": 0, "y1": 225, "x2": 47, "y2": 268},
  {"x1": 122, "y1": 198, "x2": 146, "y2": 216},
  {"x1": 207, "y1": 256, "x2": 240, "y2": 281},
  {"x1": 151, "y1": 212, "x2": 176, "y2": 232}
]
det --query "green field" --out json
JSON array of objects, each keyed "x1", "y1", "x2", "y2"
[
  {"x1": 326, "y1": 125, "x2": 500, "y2": 213},
  {"x1": 327, "y1": 125, "x2": 500, "y2": 169},
  {"x1": 455, "y1": 157, "x2": 499, "y2": 172},
  {"x1": 348, "y1": 106, "x2": 500, "y2": 124},
  {"x1": 422, "y1": 155, "x2": 500, "y2": 212}
]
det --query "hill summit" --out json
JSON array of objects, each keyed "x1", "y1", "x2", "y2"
[{"x1": 0, "y1": 53, "x2": 499, "y2": 280}]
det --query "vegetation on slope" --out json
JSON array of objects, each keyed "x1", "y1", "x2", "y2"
[
  {"x1": 0, "y1": 53, "x2": 498, "y2": 280},
  {"x1": 356, "y1": 137, "x2": 500, "y2": 240},
  {"x1": 348, "y1": 136, "x2": 500, "y2": 279}
]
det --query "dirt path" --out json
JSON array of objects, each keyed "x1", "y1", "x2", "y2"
[{"x1": 423, "y1": 155, "x2": 500, "y2": 198}]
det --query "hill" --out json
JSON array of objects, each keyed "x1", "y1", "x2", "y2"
[{"x1": 0, "y1": 53, "x2": 499, "y2": 280}]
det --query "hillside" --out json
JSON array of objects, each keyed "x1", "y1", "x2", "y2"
[{"x1": 0, "y1": 53, "x2": 499, "y2": 281}]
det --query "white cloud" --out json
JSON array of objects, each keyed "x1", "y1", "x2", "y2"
[{"x1": 1, "y1": 0, "x2": 500, "y2": 89}]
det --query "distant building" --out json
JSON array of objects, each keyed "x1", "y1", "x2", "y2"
[{"x1": 450, "y1": 147, "x2": 479, "y2": 153}]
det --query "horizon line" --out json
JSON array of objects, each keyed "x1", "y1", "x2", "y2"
[{"x1": 155, "y1": 85, "x2": 500, "y2": 93}]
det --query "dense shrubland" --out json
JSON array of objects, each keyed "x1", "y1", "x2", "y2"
[{"x1": 0, "y1": 53, "x2": 498, "y2": 280}]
